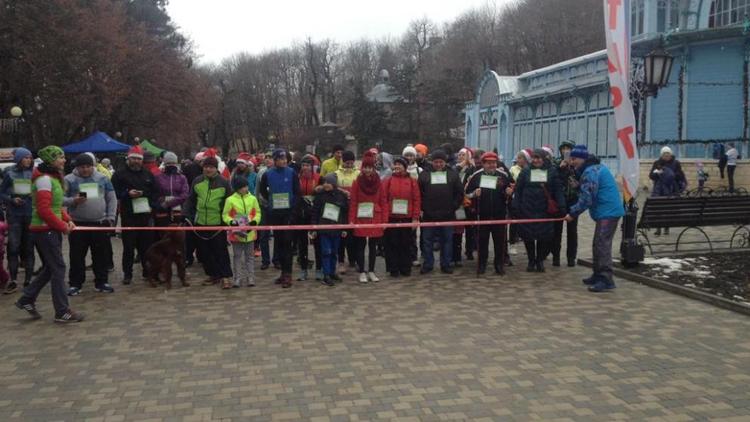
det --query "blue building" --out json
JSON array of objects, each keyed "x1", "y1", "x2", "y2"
[{"x1": 464, "y1": 0, "x2": 749, "y2": 176}]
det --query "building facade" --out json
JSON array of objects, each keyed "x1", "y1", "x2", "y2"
[{"x1": 465, "y1": 0, "x2": 750, "y2": 178}]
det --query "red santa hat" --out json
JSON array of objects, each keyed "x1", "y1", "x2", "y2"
[
  {"x1": 128, "y1": 145, "x2": 144, "y2": 159},
  {"x1": 236, "y1": 152, "x2": 253, "y2": 165},
  {"x1": 361, "y1": 150, "x2": 378, "y2": 169}
]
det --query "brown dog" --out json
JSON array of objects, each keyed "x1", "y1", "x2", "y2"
[{"x1": 144, "y1": 226, "x2": 188, "y2": 289}]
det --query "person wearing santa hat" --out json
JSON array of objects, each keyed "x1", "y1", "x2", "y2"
[{"x1": 111, "y1": 145, "x2": 157, "y2": 285}]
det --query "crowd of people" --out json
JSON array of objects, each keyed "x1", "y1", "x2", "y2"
[{"x1": 0, "y1": 140, "x2": 626, "y2": 323}]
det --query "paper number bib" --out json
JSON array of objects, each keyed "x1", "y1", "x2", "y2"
[
  {"x1": 357, "y1": 202, "x2": 374, "y2": 218},
  {"x1": 392, "y1": 199, "x2": 409, "y2": 215},
  {"x1": 165, "y1": 195, "x2": 181, "y2": 211},
  {"x1": 79, "y1": 183, "x2": 100, "y2": 199},
  {"x1": 12, "y1": 179, "x2": 31, "y2": 195},
  {"x1": 272, "y1": 193, "x2": 290, "y2": 209},
  {"x1": 530, "y1": 169, "x2": 548, "y2": 183},
  {"x1": 132, "y1": 197, "x2": 151, "y2": 214},
  {"x1": 322, "y1": 203, "x2": 341, "y2": 222},
  {"x1": 480, "y1": 175, "x2": 498, "y2": 190},
  {"x1": 455, "y1": 207, "x2": 467, "y2": 220},
  {"x1": 430, "y1": 172, "x2": 447, "y2": 184}
]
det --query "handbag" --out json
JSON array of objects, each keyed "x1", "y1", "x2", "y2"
[{"x1": 541, "y1": 184, "x2": 560, "y2": 216}]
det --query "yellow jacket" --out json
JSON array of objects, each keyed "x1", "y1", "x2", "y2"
[
  {"x1": 320, "y1": 157, "x2": 341, "y2": 177},
  {"x1": 222, "y1": 192, "x2": 262, "y2": 242}
]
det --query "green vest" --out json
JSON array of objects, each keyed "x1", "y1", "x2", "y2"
[
  {"x1": 194, "y1": 177, "x2": 227, "y2": 226},
  {"x1": 31, "y1": 175, "x2": 64, "y2": 227}
]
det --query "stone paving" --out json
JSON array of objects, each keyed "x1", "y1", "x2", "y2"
[{"x1": 1, "y1": 234, "x2": 750, "y2": 421}]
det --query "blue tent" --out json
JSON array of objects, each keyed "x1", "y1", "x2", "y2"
[{"x1": 62, "y1": 131, "x2": 130, "y2": 154}]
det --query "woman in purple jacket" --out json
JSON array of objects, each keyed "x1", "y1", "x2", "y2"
[{"x1": 154, "y1": 152, "x2": 189, "y2": 230}]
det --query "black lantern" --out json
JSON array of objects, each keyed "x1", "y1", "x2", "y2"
[{"x1": 643, "y1": 47, "x2": 674, "y2": 95}]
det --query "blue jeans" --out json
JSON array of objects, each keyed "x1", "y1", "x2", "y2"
[
  {"x1": 592, "y1": 218, "x2": 620, "y2": 283},
  {"x1": 421, "y1": 226, "x2": 453, "y2": 270},
  {"x1": 319, "y1": 233, "x2": 341, "y2": 276},
  {"x1": 7, "y1": 215, "x2": 34, "y2": 283}
]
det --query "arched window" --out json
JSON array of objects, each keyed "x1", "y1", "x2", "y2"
[
  {"x1": 657, "y1": 0, "x2": 681, "y2": 32},
  {"x1": 709, "y1": 0, "x2": 750, "y2": 28},
  {"x1": 631, "y1": 0, "x2": 645, "y2": 36}
]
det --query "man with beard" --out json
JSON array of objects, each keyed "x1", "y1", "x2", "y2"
[{"x1": 111, "y1": 146, "x2": 157, "y2": 285}]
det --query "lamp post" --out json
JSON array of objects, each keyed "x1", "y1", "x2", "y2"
[{"x1": 621, "y1": 47, "x2": 674, "y2": 267}]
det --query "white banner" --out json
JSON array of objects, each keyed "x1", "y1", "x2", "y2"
[{"x1": 604, "y1": 0, "x2": 638, "y2": 201}]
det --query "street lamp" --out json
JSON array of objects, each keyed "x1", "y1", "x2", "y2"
[{"x1": 643, "y1": 47, "x2": 674, "y2": 96}]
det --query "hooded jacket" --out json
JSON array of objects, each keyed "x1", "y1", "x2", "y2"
[
  {"x1": 185, "y1": 173, "x2": 232, "y2": 226},
  {"x1": 382, "y1": 172, "x2": 421, "y2": 221},
  {"x1": 378, "y1": 153, "x2": 394, "y2": 180},
  {"x1": 0, "y1": 163, "x2": 34, "y2": 220},
  {"x1": 222, "y1": 191, "x2": 262, "y2": 242},
  {"x1": 64, "y1": 168, "x2": 117, "y2": 223},
  {"x1": 349, "y1": 177, "x2": 388, "y2": 238},
  {"x1": 154, "y1": 167, "x2": 189, "y2": 212},
  {"x1": 511, "y1": 162, "x2": 565, "y2": 240},
  {"x1": 569, "y1": 156, "x2": 625, "y2": 221}
]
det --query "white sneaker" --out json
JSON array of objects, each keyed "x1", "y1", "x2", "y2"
[
  {"x1": 338, "y1": 263, "x2": 347, "y2": 274},
  {"x1": 367, "y1": 272, "x2": 380, "y2": 282},
  {"x1": 412, "y1": 260, "x2": 421, "y2": 267},
  {"x1": 358, "y1": 273, "x2": 369, "y2": 283},
  {"x1": 509, "y1": 245, "x2": 518, "y2": 255}
]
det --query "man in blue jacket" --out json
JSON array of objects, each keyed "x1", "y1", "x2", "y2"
[
  {"x1": 0, "y1": 147, "x2": 35, "y2": 294},
  {"x1": 564, "y1": 145, "x2": 625, "y2": 293}
]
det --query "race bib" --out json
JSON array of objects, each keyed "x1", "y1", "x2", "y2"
[
  {"x1": 165, "y1": 195, "x2": 181, "y2": 211},
  {"x1": 455, "y1": 207, "x2": 467, "y2": 220},
  {"x1": 12, "y1": 179, "x2": 31, "y2": 195},
  {"x1": 480, "y1": 175, "x2": 498, "y2": 190},
  {"x1": 132, "y1": 197, "x2": 151, "y2": 214},
  {"x1": 392, "y1": 199, "x2": 409, "y2": 215},
  {"x1": 430, "y1": 172, "x2": 447, "y2": 184},
  {"x1": 79, "y1": 183, "x2": 100, "y2": 199},
  {"x1": 530, "y1": 169, "x2": 548, "y2": 183},
  {"x1": 272, "y1": 193, "x2": 290, "y2": 209},
  {"x1": 357, "y1": 202, "x2": 374, "y2": 218},
  {"x1": 322, "y1": 203, "x2": 341, "y2": 221}
]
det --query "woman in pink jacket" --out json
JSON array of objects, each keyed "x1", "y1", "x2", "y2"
[{"x1": 348, "y1": 152, "x2": 388, "y2": 284}]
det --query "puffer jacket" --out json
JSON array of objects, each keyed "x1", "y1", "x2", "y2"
[
  {"x1": 382, "y1": 172, "x2": 421, "y2": 221},
  {"x1": 348, "y1": 179, "x2": 388, "y2": 238},
  {"x1": 222, "y1": 191, "x2": 262, "y2": 242},
  {"x1": 569, "y1": 155, "x2": 625, "y2": 221},
  {"x1": 511, "y1": 163, "x2": 565, "y2": 241},
  {"x1": 465, "y1": 168, "x2": 511, "y2": 220},
  {"x1": 334, "y1": 167, "x2": 360, "y2": 192},
  {"x1": 154, "y1": 167, "x2": 189, "y2": 212},
  {"x1": 111, "y1": 165, "x2": 157, "y2": 223}
]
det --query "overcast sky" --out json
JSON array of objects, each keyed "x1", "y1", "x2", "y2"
[{"x1": 167, "y1": 0, "x2": 503, "y2": 64}]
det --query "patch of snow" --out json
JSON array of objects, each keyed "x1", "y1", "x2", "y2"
[{"x1": 642, "y1": 257, "x2": 715, "y2": 278}]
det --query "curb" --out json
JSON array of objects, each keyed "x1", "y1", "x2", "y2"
[{"x1": 578, "y1": 259, "x2": 750, "y2": 317}]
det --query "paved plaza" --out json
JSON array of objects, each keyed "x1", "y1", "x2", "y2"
[{"x1": 1, "y1": 232, "x2": 750, "y2": 422}]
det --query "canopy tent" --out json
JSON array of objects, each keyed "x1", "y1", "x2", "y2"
[
  {"x1": 62, "y1": 131, "x2": 130, "y2": 154},
  {"x1": 139, "y1": 139, "x2": 164, "y2": 156}
]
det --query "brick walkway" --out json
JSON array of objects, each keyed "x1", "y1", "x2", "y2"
[{"x1": 1, "y1": 239, "x2": 749, "y2": 421}]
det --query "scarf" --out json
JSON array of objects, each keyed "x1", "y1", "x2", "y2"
[{"x1": 357, "y1": 171, "x2": 380, "y2": 196}]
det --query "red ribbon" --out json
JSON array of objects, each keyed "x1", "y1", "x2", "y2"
[{"x1": 72, "y1": 218, "x2": 565, "y2": 232}]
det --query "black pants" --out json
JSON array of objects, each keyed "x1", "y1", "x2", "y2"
[
  {"x1": 338, "y1": 230, "x2": 356, "y2": 265},
  {"x1": 195, "y1": 226, "x2": 233, "y2": 279},
  {"x1": 552, "y1": 217, "x2": 578, "y2": 263},
  {"x1": 385, "y1": 226, "x2": 412, "y2": 275},
  {"x1": 354, "y1": 236, "x2": 380, "y2": 273},
  {"x1": 22, "y1": 231, "x2": 69, "y2": 315},
  {"x1": 296, "y1": 230, "x2": 321, "y2": 270},
  {"x1": 69, "y1": 222, "x2": 111, "y2": 288},
  {"x1": 121, "y1": 220, "x2": 154, "y2": 279},
  {"x1": 728, "y1": 165, "x2": 736, "y2": 192},
  {"x1": 269, "y1": 212, "x2": 294, "y2": 274},
  {"x1": 6, "y1": 215, "x2": 34, "y2": 283},
  {"x1": 478, "y1": 224, "x2": 506, "y2": 270},
  {"x1": 524, "y1": 239, "x2": 550, "y2": 265}
]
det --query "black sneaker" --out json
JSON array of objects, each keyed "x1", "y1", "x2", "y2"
[
  {"x1": 15, "y1": 299, "x2": 42, "y2": 320},
  {"x1": 329, "y1": 274, "x2": 342, "y2": 283},
  {"x1": 94, "y1": 284, "x2": 115, "y2": 293},
  {"x1": 54, "y1": 310, "x2": 85, "y2": 323},
  {"x1": 122, "y1": 278, "x2": 132, "y2": 285},
  {"x1": 67, "y1": 286, "x2": 82, "y2": 296},
  {"x1": 390, "y1": 271, "x2": 400, "y2": 278},
  {"x1": 260, "y1": 263, "x2": 270, "y2": 270},
  {"x1": 320, "y1": 276, "x2": 335, "y2": 287},
  {"x1": 3, "y1": 281, "x2": 18, "y2": 295},
  {"x1": 440, "y1": 267, "x2": 454, "y2": 274},
  {"x1": 420, "y1": 267, "x2": 433, "y2": 275}
]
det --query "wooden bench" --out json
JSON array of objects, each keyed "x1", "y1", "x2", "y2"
[{"x1": 637, "y1": 191, "x2": 750, "y2": 253}]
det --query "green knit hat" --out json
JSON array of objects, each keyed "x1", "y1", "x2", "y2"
[{"x1": 38, "y1": 145, "x2": 65, "y2": 164}]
